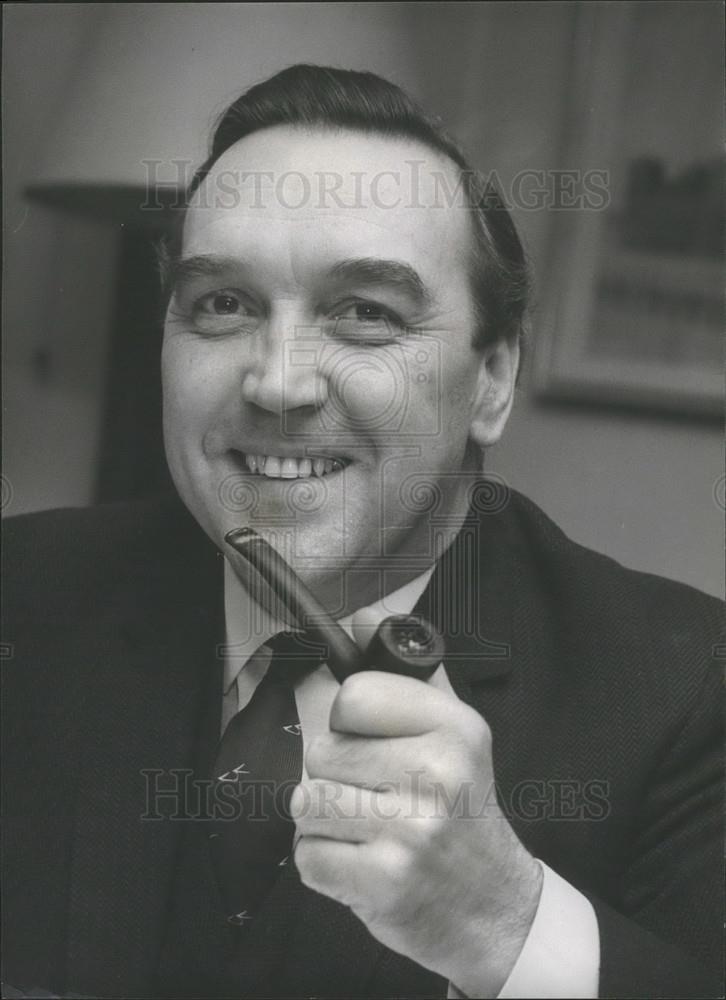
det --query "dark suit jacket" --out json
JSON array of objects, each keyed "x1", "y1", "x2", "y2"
[{"x1": 2, "y1": 487, "x2": 723, "y2": 998}]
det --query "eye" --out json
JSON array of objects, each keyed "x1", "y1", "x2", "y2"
[
  {"x1": 332, "y1": 300, "x2": 403, "y2": 344},
  {"x1": 349, "y1": 302, "x2": 389, "y2": 322},
  {"x1": 189, "y1": 289, "x2": 259, "y2": 335},
  {"x1": 195, "y1": 290, "x2": 249, "y2": 316},
  {"x1": 208, "y1": 293, "x2": 241, "y2": 315}
]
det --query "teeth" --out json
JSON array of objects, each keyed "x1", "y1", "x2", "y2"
[
  {"x1": 264, "y1": 456, "x2": 281, "y2": 477},
  {"x1": 243, "y1": 453, "x2": 346, "y2": 478}
]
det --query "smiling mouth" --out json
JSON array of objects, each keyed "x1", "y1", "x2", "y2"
[{"x1": 237, "y1": 452, "x2": 350, "y2": 479}]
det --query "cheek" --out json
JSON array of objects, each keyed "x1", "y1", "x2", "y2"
[
  {"x1": 441, "y1": 346, "x2": 479, "y2": 412},
  {"x1": 321, "y1": 344, "x2": 444, "y2": 435},
  {"x1": 161, "y1": 338, "x2": 231, "y2": 450},
  {"x1": 336, "y1": 353, "x2": 404, "y2": 427}
]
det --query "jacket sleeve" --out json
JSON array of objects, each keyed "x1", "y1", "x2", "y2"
[{"x1": 591, "y1": 657, "x2": 723, "y2": 998}]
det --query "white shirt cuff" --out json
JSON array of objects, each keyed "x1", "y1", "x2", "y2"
[{"x1": 447, "y1": 861, "x2": 600, "y2": 999}]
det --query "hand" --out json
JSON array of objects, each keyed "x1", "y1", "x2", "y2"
[{"x1": 290, "y1": 671, "x2": 543, "y2": 997}]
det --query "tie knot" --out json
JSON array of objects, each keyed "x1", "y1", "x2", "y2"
[{"x1": 265, "y1": 630, "x2": 328, "y2": 681}]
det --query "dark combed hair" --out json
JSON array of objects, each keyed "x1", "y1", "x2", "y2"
[{"x1": 170, "y1": 64, "x2": 529, "y2": 351}]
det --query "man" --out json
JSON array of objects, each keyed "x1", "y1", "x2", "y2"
[{"x1": 2, "y1": 65, "x2": 722, "y2": 999}]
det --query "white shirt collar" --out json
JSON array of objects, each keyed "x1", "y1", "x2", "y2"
[{"x1": 223, "y1": 558, "x2": 436, "y2": 694}]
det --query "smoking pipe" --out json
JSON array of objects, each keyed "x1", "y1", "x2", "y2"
[{"x1": 225, "y1": 527, "x2": 444, "y2": 683}]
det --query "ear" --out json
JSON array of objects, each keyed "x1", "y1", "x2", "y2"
[{"x1": 468, "y1": 335, "x2": 520, "y2": 449}]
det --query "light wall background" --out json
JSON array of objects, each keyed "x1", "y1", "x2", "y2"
[{"x1": 3, "y1": 2, "x2": 723, "y2": 597}]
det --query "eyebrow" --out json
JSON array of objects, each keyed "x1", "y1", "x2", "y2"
[
  {"x1": 162, "y1": 252, "x2": 431, "y2": 306},
  {"x1": 161, "y1": 253, "x2": 243, "y2": 293},
  {"x1": 327, "y1": 258, "x2": 431, "y2": 306}
]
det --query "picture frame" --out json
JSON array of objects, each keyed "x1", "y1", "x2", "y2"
[{"x1": 533, "y1": 2, "x2": 723, "y2": 419}]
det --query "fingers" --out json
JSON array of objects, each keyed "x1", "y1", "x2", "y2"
[
  {"x1": 291, "y1": 779, "x2": 404, "y2": 842},
  {"x1": 329, "y1": 670, "x2": 474, "y2": 738},
  {"x1": 293, "y1": 835, "x2": 361, "y2": 906},
  {"x1": 294, "y1": 833, "x2": 412, "y2": 914},
  {"x1": 305, "y1": 727, "x2": 474, "y2": 792},
  {"x1": 306, "y1": 729, "x2": 417, "y2": 787}
]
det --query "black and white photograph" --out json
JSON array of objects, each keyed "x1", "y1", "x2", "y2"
[{"x1": 2, "y1": 3, "x2": 723, "y2": 998}]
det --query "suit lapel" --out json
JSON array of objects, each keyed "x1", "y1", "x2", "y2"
[
  {"x1": 413, "y1": 497, "x2": 515, "y2": 701},
  {"x1": 65, "y1": 514, "x2": 224, "y2": 997}
]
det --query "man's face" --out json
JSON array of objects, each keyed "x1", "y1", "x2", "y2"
[{"x1": 162, "y1": 126, "x2": 511, "y2": 609}]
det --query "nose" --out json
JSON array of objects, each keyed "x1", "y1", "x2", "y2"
[{"x1": 240, "y1": 307, "x2": 327, "y2": 415}]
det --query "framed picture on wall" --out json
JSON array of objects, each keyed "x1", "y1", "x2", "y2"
[{"x1": 534, "y1": 1, "x2": 723, "y2": 419}]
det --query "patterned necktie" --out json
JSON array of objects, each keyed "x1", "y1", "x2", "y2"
[{"x1": 208, "y1": 631, "x2": 324, "y2": 928}]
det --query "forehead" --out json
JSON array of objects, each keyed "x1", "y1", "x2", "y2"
[{"x1": 182, "y1": 126, "x2": 473, "y2": 284}]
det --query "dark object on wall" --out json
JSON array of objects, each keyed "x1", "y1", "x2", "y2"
[
  {"x1": 95, "y1": 226, "x2": 173, "y2": 503},
  {"x1": 25, "y1": 183, "x2": 182, "y2": 503},
  {"x1": 620, "y1": 157, "x2": 724, "y2": 259}
]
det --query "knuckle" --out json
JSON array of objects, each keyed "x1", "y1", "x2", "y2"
[
  {"x1": 304, "y1": 734, "x2": 330, "y2": 777},
  {"x1": 455, "y1": 706, "x2": 491, "y2": 755},
  {"x1": 308, "y1": 778, "x2": 342, "y2": 818},
  {"x1": 420, "y1": 717, "x2": 489, "y2": 789},
  {"x1": 294, "y1": 779, "x2": 337, "y2": 825},
  {"x1": 404, "y1": 812, "x2": 447, "y2": 849},
  {"x1": 421, "y1": 748, "x2": 456, "y2": 789},
  {"x1": 289, "y1": 781, "x2": 307, "y2": 819},
  {"x1": 294, "y1": 839, "x2": 323, "y2": 889}
]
